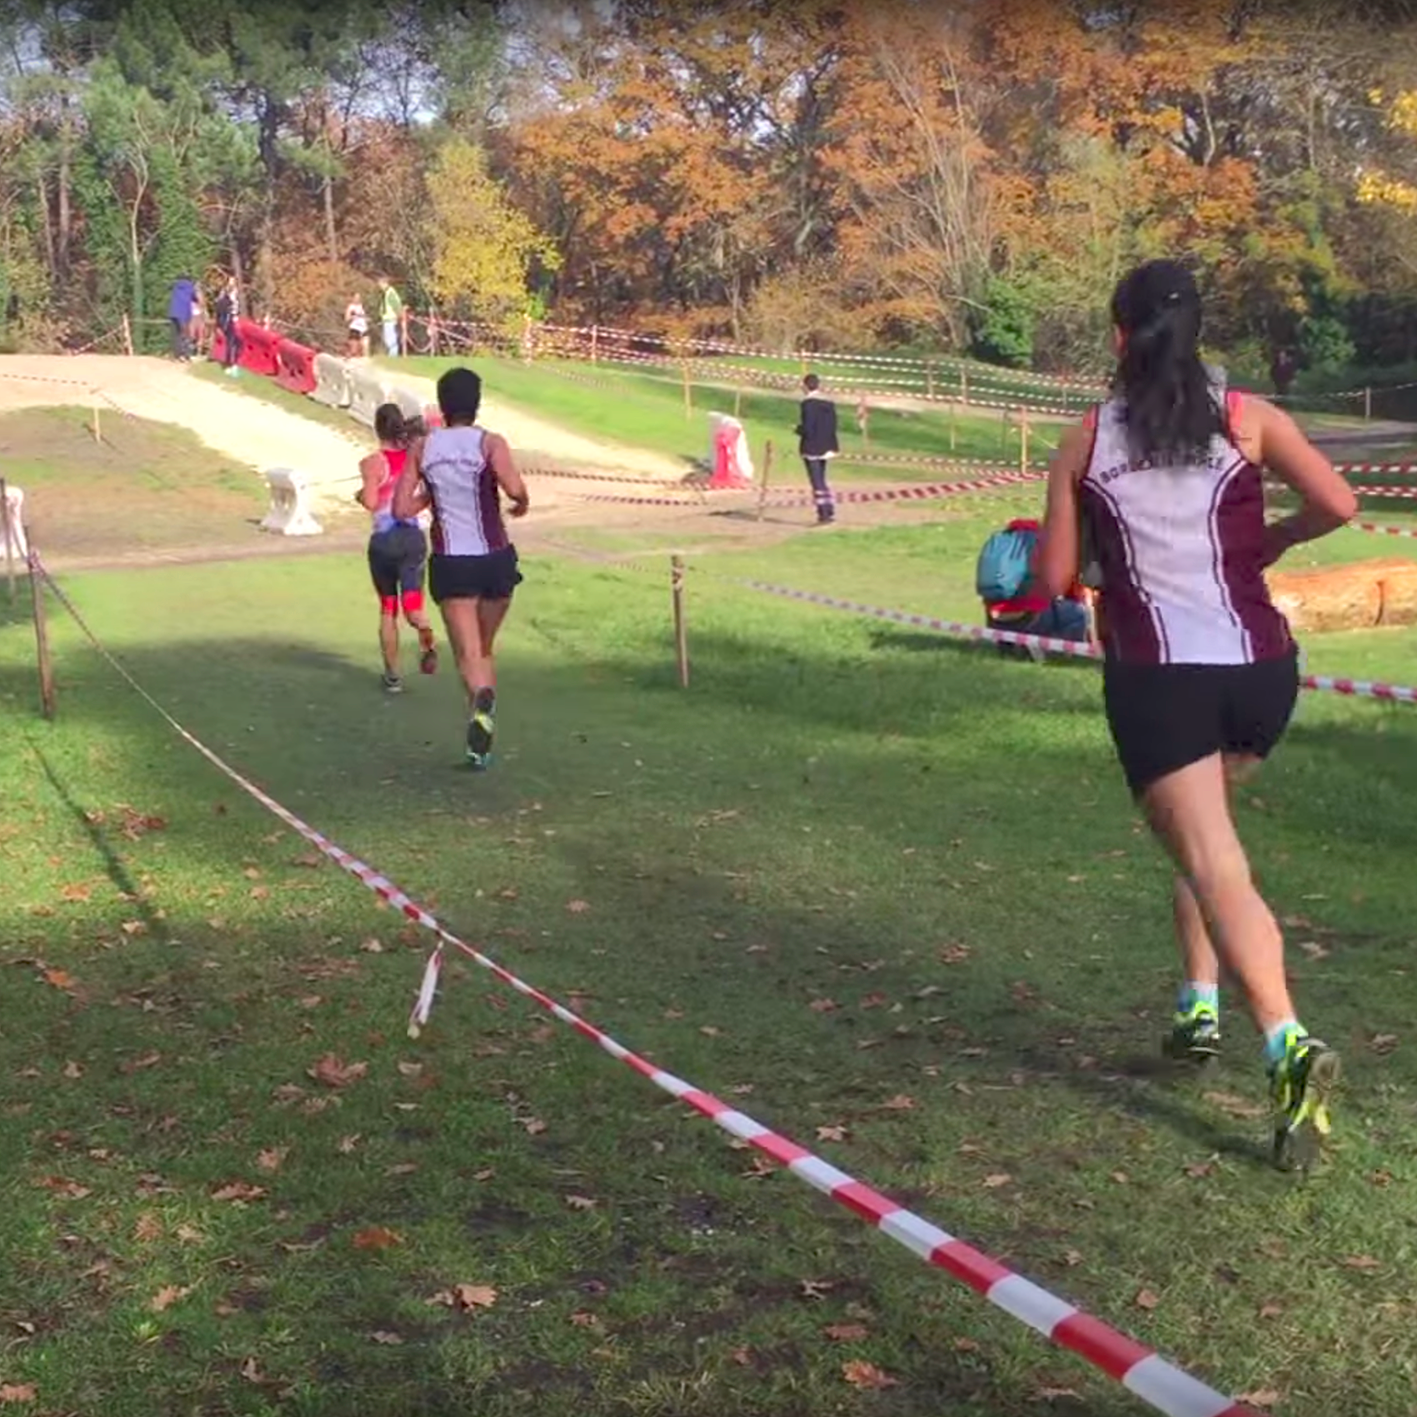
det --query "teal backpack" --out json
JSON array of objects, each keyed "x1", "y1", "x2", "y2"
[{"x1": 975, "y1": 525, "x2": 1037, "y2": 603}]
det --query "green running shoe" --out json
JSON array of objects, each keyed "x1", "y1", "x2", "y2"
[
  {"x1": 466, "y1": 704, "x2": 495, "y2": 768},
  {"x1": 1269, "y1": 1030, "x2": 1340, "y2": 1172},
  {"x1": 1163, "y1": 1002, "x2": 1221, "y2": 1065}
]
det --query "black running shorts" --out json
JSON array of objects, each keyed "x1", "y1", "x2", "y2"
[
  {"x1": 367, "y1": 524, "x2": 427, "y2": 598},
  {"x1": 1103, "y1": 650, "x2": 1299, "y2": 796},
  {"x1": 429, "y1": 546, "x2": 522, "y2": 603}
]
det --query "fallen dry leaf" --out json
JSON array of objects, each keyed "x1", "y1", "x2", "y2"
[
  {"x1": 308, "y1": 1055, "x2": 368, "y2": 1088},
  {"x1": 565, "y1": 1195, "x2": 598, "y2": 1211},
  {"x1": 939, "y1": 944, "x2": 971, "y2": 965},
  {"x1": 816, "y1": 1125, "x2": 848, "y2": 1143},
  {"x1": 982, "y1": 1173, "x2": 1013, "y2": 1189},
  {"x1": 799, "y1": 1279, "x2": 833, "y2": 1301},
  {"x1": 427, "y1": 1283, "x2": 498, "y2": 1311},
  {"x1": 119, "y1": 1051, "x2": 161, "y2": 1075},
  {"x1": 37, "y1": 1176, "x2": 91, "y2": 1200},
  {"x1": 699, "y1": 1025, "x2": 721, "y2": 1038},
  {"x1": 1035, "y1": 1386, "x2": 1082, "y2": 1402},
  {"x1": 352, "y1": 1226, "x2": 402, "y2": 1251},
  {"x1": 1134, "y1": 1289, "x2": 1161, "y2": 1311},
  {"x1": 175, "y1": 1224, "x2": 204, "y2": 1245},
  {"x1": 133, "y1": 1212, "x2": 163, "y2": 1242},
  {"x1": 730, "y1": 1346, "x2": 753, "y2": 1366},
  {"x1": 842, "y1": 1360, "x2": 899, "y2": 1390},
  {"x1": 1063, "y1": 1248, "x2": 1084, "y2": 1267},
  {"x1": 472, "y1": 1167, "x2": 495, "y2": 1182},
  {"x1": 1341, "y1": 1255, "x2": 1382, "y2": 1272},
  {"x1": 42, "y1": 968, "x2": 75, "y2": 990},
  {"x1": 239, "y1": 1356, "x2": 263, "y2": 1383},
  {"x1": 1297, "y1": 940, "x2": 1330, "y2": 961},
  {"x1": 808, "y1": 998, "x2": 840, "y2": 1014},
  {"x1": 150, "y1": 1284, "x2": 193, "y2": 1313},
  {"x1": 1369, "y1": 1034, "x2": 1399, "y2": 1056},
  {"x1": 368, "y1": 1330, "x2": 403, "y2": 1345},
  {"x1": 569, "y1": 1310, "x2": 602, "y2": 1329},
  {"x1": 61, "y1": 1061, "x2": 83, "y2": 1079},
  {"x1": 522, "y1": 1118, "x2": 547, "y2": 1136},
  {"x1": 823, "y1": 1323, "x2": 870, "y2": 1342},
  {"x1": 566, "y1": 899, "x2": 591, "y2": 914},
  {"x1": 953, "y1": 1336, "x2": 981, "y2": 1353},
  {"x1": 1204, "y1": 1090, "x2": 1267, "y2": 1121},
  {"x1": 1184, "y1": 1159, "x2": 1217, "y2": 1179},
  {"x1": 1258, "y1": 1301, "x2": 1284, "y2": 1320},
  {"x1": 385, "y1": 1162, "x2": 419, "y2": 1177},
  {"x1": 1237, "y1": 1391, "x2": 1281, "y2": 1410},
  {"x1": 211, "y1": 1182, "x2": 266, "y2": 1204},
  {"x1": 337, "y1": 1134, "x2": 362, "y2": 1154},
  {"x1": 255, "y1": 1148, "x2": 287, "y2": 1174},
  {"x1": 880, "y1": 1094, "x2": 916, "y2": 1111},
  {"x1": 0, "y1": 1384, "x2": 37, "y2": 1404},
  {"x1": 396, "y1": 1061, "x2": 423, "y2": 1078},
  {"x1": 860, "y1": 992, "x2": 888, "y2": 1010}
]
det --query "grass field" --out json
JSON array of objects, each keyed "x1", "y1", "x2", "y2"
[
  {"x1": 392, "y1": 354, "x2": 1064, "y2": 477},
  {"x1": 3, "y1": 462, "x2": 1417, "y2": 1416}
]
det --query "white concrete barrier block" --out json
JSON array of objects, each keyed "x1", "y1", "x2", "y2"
[
  {"x1": 347, "y1": 367, "x2": 389, "y2": 428},
  {"x1": 1, "y1": 483, "x2": 27, "y2": 560},
  {"x1": 260, "y1": 467, "x2": 323, "y2": 537},
  {"x1": 312, "y1": 351, "x2": 351, "y2": 408},
  {"x1": 388, "y1": 385, "x2": 424, "y2": 423}
]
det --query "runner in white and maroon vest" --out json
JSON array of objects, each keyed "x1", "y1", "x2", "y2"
[{"x1": 1036, "y1": 259, "x2": 1357, "y2": 1172}]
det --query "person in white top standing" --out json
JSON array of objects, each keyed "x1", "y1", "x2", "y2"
[
  {"x1": 392, "y1": 367, "x2": 528, "y2": 768},
  {"x1": 1038, "y1": 259, "x2": 1356, "y2": 1171}
]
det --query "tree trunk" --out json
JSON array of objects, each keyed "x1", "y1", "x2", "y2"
[
  {"x1": 256, "y1": 95, "x2": 281, "y2": 318},
  {"x1": 324, "y1": 168, "x2": 338, "y2": 264},
  {"x1": 56, "y1": 140, "x2": 71, "y2": 276},
  {"x1": 36, "y1": 168, "x2": 55, "y2": 278}
]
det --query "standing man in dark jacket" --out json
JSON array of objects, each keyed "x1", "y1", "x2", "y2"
[
  {"x1": 168, "y1": 276, "x2": 195, "y2": 362},
  {"x1": 796, "y1": 373, "x2": 839, "y2": 525}
]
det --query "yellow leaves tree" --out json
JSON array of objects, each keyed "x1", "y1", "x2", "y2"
[
  {"x1": 429, "y1": 138, "x2": 560, "y2": 323},
  {"x1": 1357, "y1": 89, "x2": 1417, "y2": 213}
]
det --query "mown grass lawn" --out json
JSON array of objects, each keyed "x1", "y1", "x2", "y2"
[
  {"x1": 392, "y1": 354, "x2": 1064, "y2": 479},
  {"x1": 2, "y1": 514, "x2": 1416, "y2": 1417}
]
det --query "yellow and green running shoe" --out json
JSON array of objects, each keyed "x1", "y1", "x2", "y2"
[
  {"x1": 1269, "y1": 1029, "x2": 1340, "y2": 1172},
  {"x1": 466, "y1": 691, "x2": 496, "y2": 770},
  {"x1": 1163, "y1": 1002, "x2": 1221, "y2": 1066}
]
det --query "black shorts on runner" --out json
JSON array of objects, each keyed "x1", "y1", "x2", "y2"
[
  {"x1": 367, "y1": 524, "x2": 427, "y2": 599},
  {"x1": 1103, "y1": 649, "x2": 1299, "y2": 796},
  {"x1": 429, "y1": 546, "x2": 522, "y2": 603}
]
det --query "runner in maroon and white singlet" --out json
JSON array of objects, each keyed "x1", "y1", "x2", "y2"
[
  {"x1": 392, "y1": 367, "x2": 528, "y2": 768},
  {"x1": 1038, "y1": 259, "x2": 1356, "y2": 1170},
  {"x1": 360, "y1": 403, "x2": 438, "y2": 693}
]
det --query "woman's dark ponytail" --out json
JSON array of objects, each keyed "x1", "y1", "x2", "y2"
[
  {"x1": 1110, "y1": 261, "x2": 1221, "y2": 465},
  {"x1": 373, "y1": 402, "x2": 407, "y2": 447}
]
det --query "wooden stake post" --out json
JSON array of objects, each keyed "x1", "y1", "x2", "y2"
[
  {"x1": 122, "y1": 312, "x2": 134, "y2": 356},
  {"x1": 757, "y1": 438, "x2": 775, "y2": 522},
  {"x1": 671, "y1": 554, "x2": 690, "y2": 688},
  {"x1": 29, "y1": 548, "x2": 55, "y2": 719},
  {"x1": 681, "y1": 360, "x2": 693, "y2": 419},
  {"x1": 1019, "y1": 409, "x2": 1031, "y2": 474}
]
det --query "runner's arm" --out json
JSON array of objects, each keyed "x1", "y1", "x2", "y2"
[
  {"x1": 391, "y1": 438, "x2": 431, "y2": 520},
  {"x1": 1247, "y1": 397, "x2": 1357, "y2": 565},
  {"x1": 1037, "y1": 423, "x2": 1092, "y2": 597},
  {"x1": 486, "y1": 433, "x2": 529, "y2": 518},
  {"x1": 356, "y1": 453, "x2": 384, "y2": 512}
]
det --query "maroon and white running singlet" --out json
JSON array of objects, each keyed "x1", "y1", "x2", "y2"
[
  {"x1": 1079, "y1": 389, "x2": 1292, "y2": 667},
  {"x1": 419, "y1": 426, "x2": 509, "y2": 557}
]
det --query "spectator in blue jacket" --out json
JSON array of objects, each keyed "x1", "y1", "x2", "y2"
[{"x1": 168, "y1": 277, "x2": 195, "y2": 362}]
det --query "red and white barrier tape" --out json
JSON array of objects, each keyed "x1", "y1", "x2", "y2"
[
  {"x1": 1352, "y1": 484, "x2": 1417, "y2": 499},
  {"x1": 697, "y1": 571, "x2": 1417, "y2": 705},
  {"x1": 761, "y1": 471, "x2": 1047, "y2": 507},
  {"x1": 1353, "y1": 521, "x2": 1417, "y2": 539},
  {"x1": 1337, "y1": 463, "x2": 1417, "y2": 476},
  {"x1": 29, "y1": 549, "x2": 1263, "y2": 1417}
]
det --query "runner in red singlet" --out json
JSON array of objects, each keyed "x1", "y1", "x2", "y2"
[
  {"x1": 1038, "y1": 260, "x2": 1357, "y2": 1170},
  {"x1": 360, "y1": 403, "x2": 438, "y2": 693}
]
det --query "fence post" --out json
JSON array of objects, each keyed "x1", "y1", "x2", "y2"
[
  {"x1": 29, "y1": 549, "x2": 56, "y2": 720},
  {"x1": 671, "y1": 554, "x2": 690, "y2": 689},
  {"x1": 590, "y1": 324, "x2": 599, "y2": 366},
  {"x1": 757, "y1": 438, "x2": 774, "y2": 522},
  {"x1": 1364, "y1": 386, "x2": 1372, "y2": 421},
  {"x1": 682, "y1": 359, "x2": 693, "y2": 420},
  {"x1": 734, "y1": 384, "x2": 742, "y2": 419},
  {"x1": 1019, "y1": 409, "x2": 1030, "y2": 473},
  {"x1": 400, "y1": 306, "x2": 409, "y2": 358},
  {"x1": 926, "y1": 360, "x2": 936, "y2": 402},
  {"x1": 429, "y1": 307, "x2": 439, "y2": 357},
  {"x1": 522, "y1": 313, "x2": 533, "y2": 363},
  {"x1": 1, "y1": 477, "x2": 14, "y2": 603},
  {"x1": 960, "y1": 367, "x2": 968, "y2": 407},
  {"x1": 857, "y1": 396, "x2": 870, "y2": 453},
  {"x1": 121, "y1": 313, "x2": 134, "y2": 356}
]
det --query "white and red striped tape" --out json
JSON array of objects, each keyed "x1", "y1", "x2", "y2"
[
  {"x1": 695, "y1": 572, "x2": 1417, "y2": 705},
  {"x1": 30, "y1": 549, "x2": 1263, "y2": 1417},
  {"x1": 1352, "y1": 484, "x2": 1417, "y2": 499},
  {"x1": 1336, "y1": 463, "x2": 1417, "y2": 477},
  {"x1": 1353, "y1": 521, "x2": 1417, "y2": 539}
]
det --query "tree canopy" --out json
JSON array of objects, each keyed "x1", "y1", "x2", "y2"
[{"x1": 3, "y1": 0, "x2": 1417, "y2": 378}]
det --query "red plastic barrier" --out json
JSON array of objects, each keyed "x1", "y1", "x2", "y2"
[
  {"x1": 209, "y1": 324, "x2": 230, "y2": 365},
  {"x1": 237, "y1": 319, "x2": 280, "y2": 377},
  {"x1": 276, "y1": 337, "x2": 317, "y2": 395}
]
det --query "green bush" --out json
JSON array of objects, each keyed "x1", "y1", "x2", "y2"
[{"x1": 968, "y1": 277, "x2": 1036, "y2": 369}]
